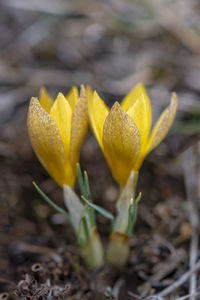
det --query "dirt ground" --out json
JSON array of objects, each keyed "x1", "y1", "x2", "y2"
[{"x1": 0, "y1": 1, "x2": 200, "y2": 299}]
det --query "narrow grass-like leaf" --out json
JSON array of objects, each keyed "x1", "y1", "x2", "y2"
[
  {"x1": 132, "y1": 192, "x2": 142, "y2": 228},
  {"x1": 83, "y1": 171, "x2": 96, "y2": 227},
  {"x1": 84, "y1": 171, "x2": 91, "y2": 199},
  {"x1": 82, "y1": 216, "x2": 90, "y2": 242},
  {"x1": 126, "y1": 192, "x2": 142, "y2": 236},
  {"x1": 33, "y1": 181, "x2": 75, "y2": 233},
  {"x1": 77, "y1": 163, "x2": 86, "y2": 196},
  {"x1": 133, "y1": 171, "x2": 139, "y2": 194},
  {"x1": 77, "y1": 164, "x2": 97, "y2": 229},
  {"x1": 82, "y1": 195, "x2": 114, "y2": 224},
  {"x1": 126, "y1": 199, "x2": 134, "y2": 236},
  {"x1": 76, "y1": 204, "x2": 91, "y2": 247},
  {"x1": 77, "y1": 227, "x2": 84, "y2": 247},
  {"x1": 169, "y1": 119, "x2": 200, "y2": 136}
]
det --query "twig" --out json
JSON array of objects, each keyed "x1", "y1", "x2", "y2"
[
  {"x1": 112, "y1": 278, "x2": 124, "y2": 300},
  {"x1": 16, "y1": 242, "x2": 55, "y2": 254},
  {"x1": 143, "y1": 296, "x2": 164, "y2": 300},
  {"x1": 183, "y1": 146, "x2": 199, "y2": 300},
  {"x1": 128, "y1": 291, "x2": 141, "y2": 299},
  {"x1": 151, "y1": 259, "x2": 200, "y2": 298},
  {"x1": 197, "y1": 141, "x2": 200, "y2": 210},
  {"x1": 176, "y1": 289, "x2": 200, "y2": 300}
]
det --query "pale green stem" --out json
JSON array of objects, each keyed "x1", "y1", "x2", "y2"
[
  {"x1": 107, "y1": 171, "x2": 140, "y2": 267},
  {"x1": 63, "y1": 184, "x2": 104, "y2": 269}
]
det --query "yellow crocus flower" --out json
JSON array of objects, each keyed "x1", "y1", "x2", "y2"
[
  {"x1": 87, "y1": 83, "x2": 178, "y2": 186},
  {"x1": 27, "y1": 86, "x2": 88, "y2": 187}
]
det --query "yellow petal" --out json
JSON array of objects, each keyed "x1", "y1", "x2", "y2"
[
  {"x1": 27, "y1": 97, "x2": 65, "y2": 187},
  {"x1": 121, "y1": 83, "x2": 150, "y2": 112},
  {"x1": 103, "y1": 102, "x2": 140, "y2": 186},
  {"x1": 50, "y1": 93, "x2": 72, "y2": 158},
  {"x1": 147, "y1": 92, "x2": 178, "y2": 153},
  {"x1": 70, "y1": 85, "x2": 88, "y2": 168},
  {"x1": 39, "y1": 87, "x2": 54, "y2": 113},
  {"x1": 66, "y1": 86, "x2": 79, "y2": 112},
  {"x1": 87, "y1": 90, "x2": 109, "y2": 149},
  {"x1": 125, "y1": 84, "x2": 152, "y2": 152},
  {"x1": 85, "y1": 85, "x2": 93, "y2": 100}
]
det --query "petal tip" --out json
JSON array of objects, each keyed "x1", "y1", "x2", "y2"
[
  {"x1": 93, "y1": 90, "x2": 99, "y2": 98},
  {"x1": 30, "y1": 96, "x2": 39, "y2": 104},
  {"x1": 80, "y1": 84, "x2": 86, "y2": 98},
  {"x1": 39, "y1": 86, "x2": 47, "y2": 95},
  {"x1": 28, "y1": 97, "x2": 41, "y2": 116},
  {"x1": 55, "y1": 92, "x2": 67, "y2": 104},
  {"x1": 57, "y1": 92, "x2": 65, "y2": 98},
  {"x1": 171, "y1": 92, "x2": 178, "y2": 104},
  {"x1": 111, "y1": 101, "x2": 121, "y2": 111},
  {"x1": 136, "y1": 82, "x2": 145, "y2": 89}
]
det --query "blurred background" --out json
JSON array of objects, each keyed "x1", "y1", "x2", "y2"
[{"x1": 0, "y1": 0, "x2": 200, "y2": 299}]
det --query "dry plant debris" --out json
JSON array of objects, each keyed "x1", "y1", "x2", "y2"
[{"x1": 0, "y1": 0, "x2": 200, "y2": 299}]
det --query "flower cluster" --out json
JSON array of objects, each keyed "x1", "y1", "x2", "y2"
[
  {"x1": 87, "y1": 84, "x2": 177, "y2": 186},
  {"x1": 27, "y1": 86, "x2": 88, "y2": 187},
  {"x1": 27, "y1": 83, "x2": 178, "y2": 268}
]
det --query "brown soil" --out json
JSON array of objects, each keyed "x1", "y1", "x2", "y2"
[{"x1": 0, "y1": 1, "x2": 200, "y2": 299}]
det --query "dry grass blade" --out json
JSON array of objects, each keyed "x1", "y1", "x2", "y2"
[
  {"x1": 152, "y1": 259, "x2": 200, "y2": 298},
  {"x1": 183, "y1": 145, "x2": 200, "y2": 300},
  {"x1": 145, "y1": 0, "x2": 200, "y2": 56},
  {"x1": 1, "y1": 0, "x2": 78, "y2": 14},
  {"x1": 176, "y1": 289, "x2": 200, "y2": 300},
  {"x1": 197, "y1": 142, "x2": 200, "y2": 206}
]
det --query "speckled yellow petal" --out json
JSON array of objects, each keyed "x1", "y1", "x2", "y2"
[
  {"x1": 126, "y1": 84, "x2": 151, "y2": 153},
  {"x1": 39, "y1": 87, "x2": 54, "y2": 113},
  {"x1": 70, "y1": 85, "x2": 88, "y2": 168},
  {"x1": 87, "y1": 91, "x2": 109, "y2": 149},
  {"x1": 66, "y1": 86, "x2": 79, "y2": 112},
  {"x1": 147, "y1": 92, "x2": 178, "y2": 154},
  {"x1": 50, "y1": 93, "x2": 72, "y2": 158},
  {"x1": 27, "y1": 97, "x2": 65, "y2": 187},
  {"x1": 103, "y1": 102, "x2": 140, "y2": 186}
]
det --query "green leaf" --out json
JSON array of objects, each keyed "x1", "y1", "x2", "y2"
[
  {"x1": 131, "y1": 192, "x2": 142, "y2": 228},
  {"x1": 133, "y1": 171, "x2": 139, "y2": 194},
  {"x1": 82, "y1": 196, "x2": 114, "y2": 222},
  {"x1": 33, "y1": 181, "x2": 75, "y2": 233},
  {"x1": 169, "y1": 119, "x2": 200, "y2": 136},
  {"x1": 77, "y1": 163, "x2": 86, "y2": 196},
  {"x1": 105, "y1": 286, "x2": 113, "y2": 296},
  {"x1": 125, "y1": 192, "x2": 142, "y2": 236},
  {"x1": 84, "y1": 171, "x2": 91, "y2": 199},
  {"x1": 83, "y1": 171, "x2": 96, "y2": 227},
  {"x1": 77, "y1": 164, "x2": 96, "y2": 228},
  {"x1": 82, "y1": 216, "x2": 90, "y2": 242}
]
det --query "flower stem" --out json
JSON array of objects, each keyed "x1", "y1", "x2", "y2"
[
  {"x1": 106, "y1": 171, "x2": 141, "y2": 267},
  {"x1": 82, "y1": 227, "x2": 104, "y2": 269},
  {"x1": 107, "y1": 232, "x2": 129, "y2": 268}
]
